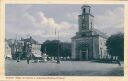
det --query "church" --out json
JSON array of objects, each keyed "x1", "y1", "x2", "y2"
[{"x1": 71, "y1": 5, "x2": 108, "y2": 60}]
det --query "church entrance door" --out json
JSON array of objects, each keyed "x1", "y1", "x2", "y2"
[
  {"x1": 80, "y1": 49, "x2": 88, "y2": 60},
  {"x1": 78, "y1": 42, "x2": 88, "y2": 60},
  {"x1": 82, "y1": 51, "x2": 86, "y2": 60}
]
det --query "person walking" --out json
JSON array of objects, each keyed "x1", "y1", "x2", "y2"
[
  {"x1": 117, "y1": 57, "x2": 121, "y2": 66},
  {"x1": 26, "y1": 42, "x2": 32, "y2": 64},
  {"x1": 16, "y1": 52, "x2": 20, "y2": 62},
  {"x1": 27, "y1": 56, "x2": 30, "y2": 64},
  {"x1": 27, "y1": 53, "x2": 31, "y2": 64}
]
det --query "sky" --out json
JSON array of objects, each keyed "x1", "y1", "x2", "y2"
[{"x1": 5, "y1": 4, "x2": 124, "y2": 43}]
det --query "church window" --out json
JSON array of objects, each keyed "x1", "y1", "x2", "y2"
[
  {"x1": 100, "y1": 48, "x2": 103, "y2": 58},
  {"x1": 91, "y1": 22, "x2": 92, "y2": 28},
  {"x1": 81, "y1": 34, "x2": 86, "y2": 37},
  {"x1": 83, "y1": 8, "x2": 86, "y2": 14},
  {"x1": 82, "y1": 16, "x2": 85, "y2": 20}
]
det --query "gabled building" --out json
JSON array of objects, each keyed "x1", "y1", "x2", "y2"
[{"x1": 71, "y1": 5, "x2": 108, "y2": 60}]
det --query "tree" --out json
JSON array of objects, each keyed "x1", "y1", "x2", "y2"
[
  {"x1": 41, "y1": 40, "x2": 71, "y2": 58},
  {"x1": 41, "y1": 40, "x2": 59, "y2": 57},
  {"x1": 60, "y1": 42, "x2": 71, "y2": 57},
  {"x1": 106, "y1": 32, "x2": 124, "y2": 61}
]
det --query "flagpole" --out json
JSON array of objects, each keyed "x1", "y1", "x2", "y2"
[{"x1": 56, "y1": 29, "x2": 60, "y2": 64}]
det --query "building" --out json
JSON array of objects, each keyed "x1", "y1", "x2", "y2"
[
  {"x1": 5, "y1": 39, "x2": 12, "y2": 59},
  {"x1": 71, "y1": 5, "x2": 108, "y2": 60},
  {"x1": 31, "y1": 43, "x2": 42, "y2": 60},
  {"x1": 12, "y1": 40, "x2": 24, "y2": 60},
  {"x1": 6, "y1": 39, "x2": 15, "y2": 59},
  {"x1": 22, "y1": 36, "x2": 42, "y2": 59},
  {"x1": 5, "y1": 36, "x2": 43, "y2": 60}
]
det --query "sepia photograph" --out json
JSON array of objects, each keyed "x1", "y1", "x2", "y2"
[{"x1": 5, "y1": 4, "x2": 124, "y2": 76}]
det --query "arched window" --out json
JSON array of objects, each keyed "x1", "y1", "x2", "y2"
[
  {"x1": 91, "y1": 22, "x2": 92, "y2": 28},
  {"x1": 83, "y1": 8, "x2": 86, "y2": 14}
]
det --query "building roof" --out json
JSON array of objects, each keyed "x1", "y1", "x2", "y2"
[
  {"x1": 22, "y1": 36, "x2": 39, "y2": 44},
  {"x1": 81, "y1": 4, "x2": 91, "y2": 9},
  {"x1": 72, "y1": 34, "x2": 79, "y2": 39},
  {"x1": 72, "y1": 28, "x2": 108, "y2": 39},
  {"x1": 6, "y1": 39, "x2": 15, "y2": 47},
  {"x1": 92, "y1": 28, "x2": 108, "y2": 39}
]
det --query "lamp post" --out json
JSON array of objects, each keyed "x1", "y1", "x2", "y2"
[{"x1": 56, "y1": 29, "x2": 60, "y2": 64}]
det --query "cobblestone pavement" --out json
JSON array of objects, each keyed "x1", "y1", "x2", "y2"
[{"x1": 5, "y1": 60, "x2": 124, "y2": 76}]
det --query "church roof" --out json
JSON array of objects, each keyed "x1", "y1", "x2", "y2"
[
  {"x1": 72, "y1": 28, "x2": 108, "y2": 39},
  {"x1": 92, "y1": 28, "x2": 108, "y2": 39},
  {"x1": 71, "y1": 34, "x2": 79, "y2": 39}
]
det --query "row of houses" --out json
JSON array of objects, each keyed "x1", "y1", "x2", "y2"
[{"x1": 5, "y1": 36, "x2": 47, "y2": 61}]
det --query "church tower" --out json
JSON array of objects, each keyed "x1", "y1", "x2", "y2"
[
  {"x1": 78, "y1": 5, "x2": 94, "y2": 36},
  {"x1": 71, "y1": 5, "x2": 108, "y2": 61}
]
